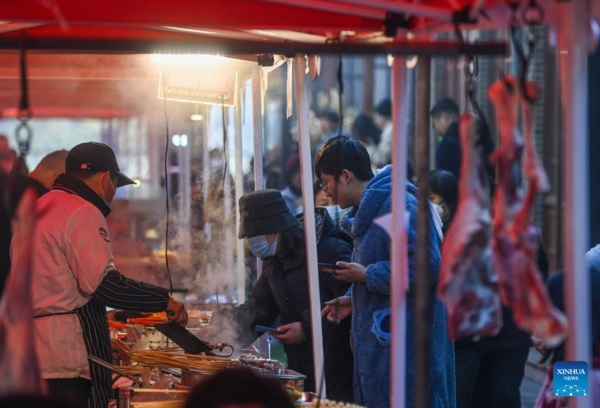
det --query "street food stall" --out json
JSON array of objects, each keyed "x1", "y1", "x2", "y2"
[{"x1": 0, "y1": 0, "x2": 596, "y2": 407}]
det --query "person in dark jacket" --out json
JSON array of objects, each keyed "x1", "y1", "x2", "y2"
[
  {"x1": 199, "y1": 190, "x2": 354, "y2": 401},
  {"x1": 454, "y1": 242, "x2": 549, "y2": 408},
  {"x1": 0, "y1": 150, "x2": 68, "y2": 297},
  {"x1": 431, "y1": 98, "x2": 495, "y2": 182}
]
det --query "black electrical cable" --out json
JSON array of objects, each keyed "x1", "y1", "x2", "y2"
[
  {"x1": 214, "y1": 97, "x2": 229, "y2": 310},
  {"x1": 5, "y1": 35, "x2": 32, "y2": 217},
  {"x1": 221, "y1": 97, "x2": 229, "y2": 192},
  {"x1": 162, "y1": 74, "x2": 173, "y2": 296},
  {"x1": 337, "y1": 55, "x2": 344, "y2": 138}
]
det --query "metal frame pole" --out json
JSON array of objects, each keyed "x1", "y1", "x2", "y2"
[
  {"x1": 391, "y1": 56, "x2": 409, "y2": 408},
  {"x1": 182, "y1": 128, "x2": 192, "y2": 253},
  {"x1": 557, "y1": 0, "x2": 592, "y2": 406},
  {"x1": 252, "y1": 67, "x2": 268, "y2": 356},
  {"x1": 234, "y1": 84, "x2": 246, "y2": 305},
  {"x1": 414, "y1": 55, "x2": 432, "y2": 408},
  {"x1": 294, "y1": 54, "x2": 326, "y2": 397}
]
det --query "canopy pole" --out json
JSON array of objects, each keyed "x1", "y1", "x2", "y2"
[
  {"x1": 234, "y1": 84, "x2": 245, "y2": 306},
  {"x1": 0, "y1": 38, "x2": 508, "y2": 56},
  {"x1": 294, "y1": 54, "x2": 326, "y2": 398},
  {"x1": 558, "y1": 0, "x2": 592, "y2": 406},
  {"x1": 391, "y1": 56, "x2": 409, "y2": 408},
  {"x1": 223, "y1": 109, "x2": 235, "y2": 301},
  {"x1": 251, "y1": 68, "x2": 269, "y2": 356},
  {"x1": 414, "y1": 55, "x2": 432, "y2": 408}
]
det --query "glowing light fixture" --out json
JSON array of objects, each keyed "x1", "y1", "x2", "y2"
[
  {"x1": 172, "y1": 134, "x2": 181, "y2": 146},
  {"x1": 133, "y1": 179, "x2": 141, "y2": 187},
  {"x1": 190, "y1": 114, "x2": 204, "y2": 121},
  {"x1": 151, "y1": 53, "x2": 226, "y2": 64},
  {"x1": 180, "y1": 134, "x2": 188, "y2": 147}
]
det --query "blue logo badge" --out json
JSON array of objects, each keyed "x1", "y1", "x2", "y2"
[{"x1": 553, "y1": 361, "x2": 589, "y2": 397}]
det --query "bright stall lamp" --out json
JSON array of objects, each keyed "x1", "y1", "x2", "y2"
[
  {"x1": 180, "y1": 134, "x2": 188, "y2": 147},
  {"x1": 172, "y1": 134, "x2": 181, "y2": 147},
  {"x1": 190, "y1": 114, "x2": 204, "y2": 121}
]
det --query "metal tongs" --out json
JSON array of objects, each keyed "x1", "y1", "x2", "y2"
[{"x1": 89, "y1": 355, "x2": 142, "y2": 386}]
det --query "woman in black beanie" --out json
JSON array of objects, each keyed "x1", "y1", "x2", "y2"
[{"x1": 199, "y1": 190, "x2": 354, "y2": 402}]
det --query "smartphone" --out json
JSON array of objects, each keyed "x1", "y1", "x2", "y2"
[
  {"x1": 318, "y1": 262, "x2": 339, "y2": 270},
  {"x1": 254, "y1": 325, "x2": 279, "y2": 335}
]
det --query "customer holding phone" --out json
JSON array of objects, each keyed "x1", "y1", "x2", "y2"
[
  {"x1": 199, "y1": 190, "x2": 354, "y2": 401},
  {"x1": 315, "y1": 137, "x2": 455, "y2": 408}
]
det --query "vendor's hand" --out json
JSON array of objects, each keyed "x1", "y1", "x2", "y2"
[
  {"x1": 323, "y1": 262, "x2": 366, "y2": 283},
  {"x1": 531, "y1": 334, "x2": 549, "y2": 357},
  {"x1": 273, "y1": 322, "x2": 306, "y2": 345},
  {"x1": 111, "y1": 338, "x2": 131, "y2": 364},
  {"x1": 166, "y1": 297, "x2": 188, "y2": 326},
  {"x1": 321, "y1": 296, "x2": 352, "y2": 325}
]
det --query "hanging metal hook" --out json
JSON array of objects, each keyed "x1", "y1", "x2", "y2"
[
  {"x1": 521, "y1": 0, "x2": 545, "y2": 26},
  {"x1": 15, "y1": 120, "x2": 33, "y2": 157},
  {"x1": 506, "y1": 0, "x2": 521, "y2": 28},
  {"x1": 16, "y1": 34, "x2": 33, "y2": 156},
  {"x1": 453, "y1": 18, "x2": 465, "y2": 45},
  {"x1": 4, "y1": 33, "x2": 33, "y2": 217},
  {"x1": 464, "y1": 54, "x2": 488, "y2": 145},
  {"x1": 505, "y1": 0, "x2": 543, "y2": 103},
  {"x1": 511, "y1": 23, "x2": 538, "y2": 104}
]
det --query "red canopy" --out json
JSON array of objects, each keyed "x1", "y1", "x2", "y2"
[{"x1": 0, "y1": 0, "x2": 512, "y2": 117}]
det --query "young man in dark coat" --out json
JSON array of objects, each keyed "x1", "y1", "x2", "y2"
[
  {"x1": 431, "y1": 98, "x2": 495, "y2": 181},
  {"x1": 199, "y1": 190, "x2": 354, "y2": 402}
]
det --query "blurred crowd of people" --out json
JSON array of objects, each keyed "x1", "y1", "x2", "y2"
[{"x1": 1, "y1": 91, "x2": 599, "y2": 408}]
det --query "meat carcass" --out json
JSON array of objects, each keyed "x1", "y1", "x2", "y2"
[
  {"x1": 438, "y1": 113, "x2": 503, "y2": 340},
  {"x1": 0, "y1": 189, "x2": 47, "y2": 396},
  {"x1": 489, "y1": 77, "x2": 568, "y2": 348}
]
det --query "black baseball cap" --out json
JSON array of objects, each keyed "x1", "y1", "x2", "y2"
[
  {"x1": 375, "y1": 99, "x2": 392, "y2": 117},
  {"x1": 316, "y1": 108, "x2": 340, "y2": 123},
  {"x1": 66, "y1": 142, "x2": 136, "y2": 187},
  {"x1": 430, "y1": 98, "x2": 460, "y2": 117}
]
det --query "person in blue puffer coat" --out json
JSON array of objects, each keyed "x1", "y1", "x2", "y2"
[{"x1": 315, "y1": 136, "x2": 456, "y2": 408}]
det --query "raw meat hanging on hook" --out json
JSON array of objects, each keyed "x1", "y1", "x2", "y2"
[
  {"x1": 438, "y1": 113, "x2": 502, "y2": 340},
  {"x1": 489, "y1": 76, "x2": 523, "y2": 308},
  {"x1": 489, "y1": 76, "x2": 567, "y2": 348}
]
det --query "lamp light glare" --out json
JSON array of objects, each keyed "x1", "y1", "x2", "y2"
[
  {"x1": 190, "y1": 114, "x2": 204, "y2": 121},
  {"x1": 180, "y1": 134, "x2": 188, "y2": 147},
  {"x1": 172, "y1": 134, "x2": 181, "y2": 147}
]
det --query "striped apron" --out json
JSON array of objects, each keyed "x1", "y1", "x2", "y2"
[{"x1": 36, "y1": 298, "x2": 113, "y2": 408}]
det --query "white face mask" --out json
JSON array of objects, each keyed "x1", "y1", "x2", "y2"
[
  {"x1": 100, "y1": 173, "x2": 116, "y2": 207},
  {"x1": 433, "y1": 202, "x2": 449, "y2": 220},
  {"x1": 324, "y1": 205, "x2": 342, "y2": 223},
  {"x1": 247, "y1": 234, "x2": 278, "y2": 258}
]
